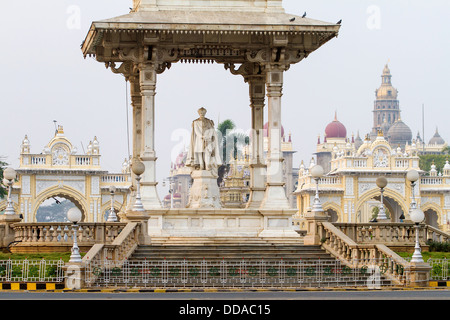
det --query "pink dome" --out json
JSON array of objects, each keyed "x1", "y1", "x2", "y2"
[{"x1": 325, "y1": 113, "x2": 347, "y2": 139}]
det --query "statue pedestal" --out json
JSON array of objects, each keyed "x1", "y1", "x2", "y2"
[{"x1": 187, "y1": 170, "x2": 222, "y2": 209}]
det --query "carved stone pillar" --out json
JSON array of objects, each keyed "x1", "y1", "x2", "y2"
[
  {"x1": 126, "y1": 75, "x2": 141, "y2": 212},
  {"x1": 138, "y1": 62, "x2": 162, "y2": 209},
  {"x1": 246, "y1": 76, "x2": 267, "y2": 209},
  {"x1": 260, "y1": 66, "x2": 290, "y2": 209}
]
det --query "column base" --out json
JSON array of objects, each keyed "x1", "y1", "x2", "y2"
[
  {"x1": 140, "y1": 182, "x2": 162, "y2": 209},
  {"x1": 260, "y1": 183, "x2": 290, "y2": 209},
  {"x1": 246, "y1": 188, "x2": 266, "y2": 209}
]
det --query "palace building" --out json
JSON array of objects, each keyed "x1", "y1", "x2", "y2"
[
  {"x1": 295, "y1": 64, "x2": 449, "y2": 231},
  {"x1": 0, "y1": 126, "x2": 131, "y2": 222}
]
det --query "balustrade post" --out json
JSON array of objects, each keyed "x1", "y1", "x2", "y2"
[{"x1": 0, "y1": 214, "x2": 22, "y2": 247}]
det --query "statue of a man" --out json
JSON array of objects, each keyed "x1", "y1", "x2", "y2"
[{"x1": 186, "y1": 107, "x2": 222, "y2": 177}]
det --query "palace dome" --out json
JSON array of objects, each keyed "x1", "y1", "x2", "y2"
[
  {"x1": 429, "y1": 128, "x2": 445, "y2": 145},
  {"x1": 376, "y1": 64, "x2": 398, "y2": 100},
  {"x1": 325, "y1": 113, "x2": 347, "y2": 139},
  {"x1": 387, "y1": 119, "x2": 412, "y2": 145}
]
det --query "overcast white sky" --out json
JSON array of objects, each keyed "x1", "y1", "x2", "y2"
[{"x1": 1, "y1": 0, "x2": 449, "y2": 197}]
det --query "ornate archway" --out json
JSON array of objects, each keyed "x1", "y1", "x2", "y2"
[
  {"x1": 323, "y1": 202, "x2": 341, "y2": 223},
  {"x1": 32, "y1": 186, "x2": 89, "y2": 223},
  {"x1": 420, "y1": 202, "x2": 442, "y2": 228},
  {"x1": 355, "y1": 188, "x2": 409, "y2": 223}
]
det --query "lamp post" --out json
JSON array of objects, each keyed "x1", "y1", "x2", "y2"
[
  {"x1": 3, "y1": 168, "x2": 17, "y2": 215},
  {"x1": 131, "y1": 160, "x2": 145, "y2": 212},
  {"x1": 107, "y1": 185, "x2": 118, "y2": 222},
  {"x1": 310, "y1": 165, "x2": 324, "y2": 214},
  {"x1": 410, "y1": 208, "x2": 425, "y2": 263},
  {"x1": 407, "y1": 169, "x2": 420, "y2": 216},
  {"x1": 67, "y1": 207, "x2": 83, "y2": 263},
  {"x1": 376, "y1": 176, "x2": 388, "y2": 220}
]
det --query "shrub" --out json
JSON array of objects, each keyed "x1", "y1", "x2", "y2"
[{"x1": 426, "y1": 240, "x2": 450, "y2": 252}]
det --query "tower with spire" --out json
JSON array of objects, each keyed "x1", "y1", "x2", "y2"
[{"x1": 371, "y1": 64, "x2": 402, "y2": 140}]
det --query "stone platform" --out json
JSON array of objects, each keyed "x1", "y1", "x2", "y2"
[{"x1": 144, "y1": 208, "x2": 300, "y2": 242}]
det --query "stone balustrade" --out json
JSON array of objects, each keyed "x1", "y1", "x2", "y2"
[
  {"x1": 332, "y1": 222, "x2": 449, "y2": 246},
  {"x1": 319, "y1": 222, "x2": 421, "y2": 286},
  {"x1": 66, "y1": 222, "x2": 141, "y2": 289},
  {"x1": 11, "y1": 222, "x2": 127, "y2": 253}
]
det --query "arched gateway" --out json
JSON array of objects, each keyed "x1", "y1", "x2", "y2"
[
  {"x1": 0, "y1": 127, "x2": 131, "y2": 222},
  {"x1": 81, "y1": 0, "x2": 340, "y2": 240}
]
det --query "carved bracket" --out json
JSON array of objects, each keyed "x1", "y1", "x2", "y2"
[{"x1": 224, "y1": 62, "x2": 265, "y2": 81}]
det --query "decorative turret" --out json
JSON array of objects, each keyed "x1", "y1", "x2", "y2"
[
  {"x1": 444, "y1": 159, "x2": 450, "y2": 176},
  {"x1": 430, "y1": 161, "x2": 437, "y2": 176},
  {"x1": 21, "y1": 135, "x2": 30, "y2": 154}
]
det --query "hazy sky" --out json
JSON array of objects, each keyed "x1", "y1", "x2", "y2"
[{"x1": 1, "y1": 0, "x2": 449, "y2": 198}]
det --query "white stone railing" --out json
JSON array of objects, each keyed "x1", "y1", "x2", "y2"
[
  {"x1": 353, "y1": 159, "x2": 367, "y2": 168},
  {"x1": 80, "y1": 222, "x2": 141, "y2": 287},
  {"x1": 421, "y1": 177, "x2": 443, "y2": 185},
  {"x1": 319, "y1": 222, "x2": 412, "y2": 286},
  {"x1": 101, "y1": 174, "x2": 130, "y2": 184},
  {"x1": 395, "y1": 159, "x2": 409, "y2": 168},
  {"x1": 83, "y1": 222, "x2": 140, "y2": 263},
  {"x1": 75, "y1": 156, "x2": 91, "y2": 166},
  {"x1": 12, "y1": 223, "x2": 126, "y2": 248},
  {"x1": 319, "y1": 177, "x2": 341, "y2": 185},
  {"x1": 426, "y1": 225, "x2": 450, "y2": 243},
  {"x1": 333, "y1": 223, "x2": 420, "y2": 245},
  {"x1": 31, "y1": 156, "x2": 47, "y2": 165}
]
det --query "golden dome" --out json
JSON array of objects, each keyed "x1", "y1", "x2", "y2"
[{"x1": 376, "y1": 64, "x2": 398, "y2": 100}]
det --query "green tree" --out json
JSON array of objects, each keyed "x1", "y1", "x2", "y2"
[
  {"x1": 216, "y1": 119, "x2": 250, "y2": 186},
  {"x1": 217, "y1": 119, "x2": 250, "y2": 164},
  {"x1": 419, "y1": 154, "x2": 447, "y2": 174}
]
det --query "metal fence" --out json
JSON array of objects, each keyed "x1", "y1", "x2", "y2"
[
  {"x1": 428, "y1": 258, "x2": 449, "y2": 281},
  {"x1": 0, "y1": 259, "x2": 65, "y2": 283},
  {"x1": 85, "y1": 258, "x2": 409, "y2": 289}
]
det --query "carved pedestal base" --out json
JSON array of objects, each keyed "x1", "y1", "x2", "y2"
[
  {"x1": 187, "y1": 170, "x2": 222, "y2": 209},
  {"x1": 260, "y1": 183, "x2": 290, "y2": 209}
]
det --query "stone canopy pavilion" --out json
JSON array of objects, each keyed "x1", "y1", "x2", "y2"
[{"x1": 81, "y1": 0, "x2": 340, "y2": 240}]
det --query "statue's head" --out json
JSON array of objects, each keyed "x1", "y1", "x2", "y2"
[{"x1": 198, "y1": 107, "x2": 207, "y2": 117}]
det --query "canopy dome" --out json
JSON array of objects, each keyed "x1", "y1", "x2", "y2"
[{"x1": 325, "y1": 113, "x2": 347, "y2": 139}]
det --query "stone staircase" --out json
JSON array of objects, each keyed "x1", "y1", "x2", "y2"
[
  {"x1": 89, "y1": 239, "x2": 394, "y2": 288},
  {"x1": 128, "y1": 243, "x2": 336, "y2": 261}
]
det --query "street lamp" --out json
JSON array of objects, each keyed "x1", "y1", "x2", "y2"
[
  {"x1": 410, "y1": 208, "x2": 425, "y2": 263},
  {"x1": 107, "y1": 185, "x2": 118, "y2": 222},
  {"x1": 407, "y1": 169, "x2": 420, "y2": 213},
  {"x1": 376, "y1": 176, "x2": 388, "y2": 220},
  {"x1": 3, "y1": 168, "x2": 17, "y2": 215},
  {"x1": 67, "y1": 207, "x2": 83, "y2": 263},
  {"x1": 131, "y1": 160, "x2": 145, "y2": 212},
  {"x1": 310, "y1": 165, "x2": 324, "y2": 213}
]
